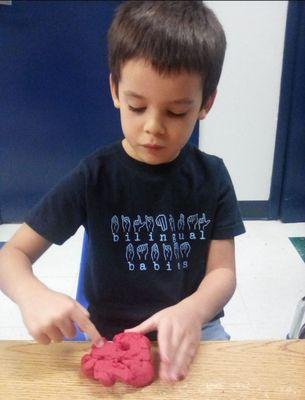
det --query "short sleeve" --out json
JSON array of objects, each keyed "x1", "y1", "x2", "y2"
[
  {"x1": 211, "y1": 159, "x2": 245, "y2": 239},
  {"x1": 24, "y1": 162, "x2": 87, "y2": 245}
]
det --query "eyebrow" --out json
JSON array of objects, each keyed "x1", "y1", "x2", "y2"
[{"x1": 123, "y1": 90, "x2": 194, "y2": 105}]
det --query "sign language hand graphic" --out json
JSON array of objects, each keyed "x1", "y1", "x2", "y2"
[
  {"x1": 169, "y1": 215, "x2": 175, "y2": 232},
  {"x1": 121, "y1": 215, "x2": 131, "y2": 232},
  {"x1": 126, "y1": 243, "x2": 135, "y2": 262},
  {"x1": 133, "y1": 215, "x2": 146, "y2": 233},
  {"x1": 163, "y1": 244, "x2": 173, "y2": 261},
  {"x1": 187, "y1": 214, "x2": 198, "y2": 230},
  {"x1": 137, "y1": 244, "x2": 149, "y2": 260},
  {"x1": 198, "y1": 213, "x2": 211, "y2": 230},
  {"x1": 145, "y1": 216, "x2": 155, "y2": 232},
  {"x1": 177, "y1": 214, "x2": 185, "y2": 231},
  {"x1": 111, "y1": 215, "x2": 119, "y2": 235},
  {"x1": 156, "y1": 215, "x2": 168, "y2": 232},
  {"x1": 180, "y1": 242, "x2": 191, "y2": 258},
  {"x1": 151, "y1": 243, "x2": 160, "y2": 261}
]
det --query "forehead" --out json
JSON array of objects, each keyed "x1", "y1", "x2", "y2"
[{"x1": 119, "y1": 59, "x2": 202, "y2": 102}]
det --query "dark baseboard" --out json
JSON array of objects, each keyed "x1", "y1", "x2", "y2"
[{"x1": 239, "y1": 201, "x2": 271, "y2": 220}]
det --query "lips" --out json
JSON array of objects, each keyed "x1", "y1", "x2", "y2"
[{"x1": 142, "y1": 143, "x2": 164, "y2": 150}]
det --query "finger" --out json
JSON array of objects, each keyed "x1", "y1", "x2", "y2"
[
  {"x1": 159, "y1": 359, "x2": 168, "y2": 381},
  {"x1": 159, "y1": 360, "x2": 176, "y2": 384},
  {"x1": 124, "y1": 316, "x2": 157, "y2": 335},
  {"x1": 71, "y1": 308, "x2": 104, "y2": 346},
  {"x1": 75, "y1": 302, "x2": 90, "y2": 318},
  {"x1": 34, "y1": 332, "x2": 51, "y2": 345},
  {"x1": 157, "y1": 323, "x2": 173, "y2": 364},
  {"x1": 45, "y1": 326, "x2": 65, "y2": 343},
  {"x1": 158, "y1": 324, "x2": 176, "y2": 382},
  {"x1": 78, "y1": 318, "x2": 103, "y2": 346},
  {"x1": 58, "y1": 318, "x2": 77, "y2": 339},
  {"x1": 168, "y1": 337, "x2": 198, "y2": 381}
]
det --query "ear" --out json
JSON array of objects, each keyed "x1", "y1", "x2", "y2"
[
  {"x1": 109, "y1": 74, "x2": 120, "y2": 109},
  {"x1": 198, "y1": 89, "x2": 217, "y2": 120}
]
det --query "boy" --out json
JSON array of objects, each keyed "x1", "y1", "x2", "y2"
[{"x1": 0, "y1": 1, "x2": 245, "y2": 383}]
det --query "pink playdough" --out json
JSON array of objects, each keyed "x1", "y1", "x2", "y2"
[{"x1": 81, "y1": 332, "x2": 154, "y2": 387}]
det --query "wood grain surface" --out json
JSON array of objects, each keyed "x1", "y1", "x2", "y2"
[{"x1": 0, "y1": 340, "x2": 304, "y2": 399}]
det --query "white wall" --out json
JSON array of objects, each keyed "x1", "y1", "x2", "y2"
[{"x1": 200, "y1": 1, "x2": 288, "y2": 200}]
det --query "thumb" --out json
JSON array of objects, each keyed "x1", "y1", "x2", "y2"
[{"x1": 125, "y1": 316, "x2": 157, "y2": 335}]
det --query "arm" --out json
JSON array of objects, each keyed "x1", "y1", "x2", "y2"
[
  {"x1": 0, "y1": 223, "x2": 103, "y2": 345},
  {"x1": 181, "y1": 238, "x2": 236, "y2": 326},
  {"x1": 0, "y1": 223, "x2": 52, "y2": 304},
  {"x1": 125, "y1": 238, "x2": 236, "y2": 382}
]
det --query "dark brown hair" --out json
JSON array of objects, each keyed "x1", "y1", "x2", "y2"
[{"x1": 108, "y1": 1, "x2": 226, "y2": 109}]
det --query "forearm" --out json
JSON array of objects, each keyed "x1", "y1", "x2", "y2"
[
  {"x1": 181, "y1": 267, "x2": 236, "y2": 325},
  {"x1": 0, "y1": 246, "x2": 48, "y2": 306}
]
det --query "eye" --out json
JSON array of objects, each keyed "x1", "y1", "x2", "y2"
[
  {"x1": 168, "y1": 111, "x2": 188, "y2": 118},
  {"x1": 128, "y1": 105, "x2": 146, "y2": 113}
]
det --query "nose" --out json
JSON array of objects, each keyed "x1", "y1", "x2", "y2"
[{"x1": 143, "y1": 112, "x2": 166, "y2": 135}]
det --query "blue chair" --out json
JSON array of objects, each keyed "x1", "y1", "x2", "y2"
[
  {"x1": 66, "y1": 231, "x2": 89, "y2": 341},
  {"x1": 287, "y1": 242, "x2": 305, "y2": 339},
  {"x1": 287, "y1": 297, "x2": 305, "y2": 339}
]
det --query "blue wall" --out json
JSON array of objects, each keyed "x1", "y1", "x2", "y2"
[
  {"x1": 269, "y1": 1, "x2": 305, "y2": 223},
  {"x1": 0, "y1": 1, "x2": 121, "y2": 222},
  {"x1": 0, "y1": 1, "x2": 199, "y2": 223}
]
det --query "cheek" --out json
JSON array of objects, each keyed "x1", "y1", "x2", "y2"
[
  {"x1": 171, "y1": 118, "x2": 195, "y2": 138},
  {"x1": 121, "y1": 112, "x2": 139, "y2": 138},
  {"x1": 185, "y1": 113, "x2": 200, "y2": 133}
]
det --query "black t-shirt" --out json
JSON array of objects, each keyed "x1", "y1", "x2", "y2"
[{"x1": 25, "y1": 141, "x2": 245, "y2": 340}]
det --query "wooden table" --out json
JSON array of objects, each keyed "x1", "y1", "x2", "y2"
[{"x1": 0, "y1": 340, "x2": 304, "y2": 399}]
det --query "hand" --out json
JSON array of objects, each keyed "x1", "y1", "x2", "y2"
[
  {"x1": 125, "y1": 301, "x2": 202, "y2": 382},
  {"x1": 19, "y1": 286, "x2": 104, "y2": 346}
]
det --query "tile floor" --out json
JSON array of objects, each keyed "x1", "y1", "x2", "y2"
[{"x1": 0, "y1": 221, "x2": 304, "y2": 341}]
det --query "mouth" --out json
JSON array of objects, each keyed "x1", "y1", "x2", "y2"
[{"x1": 142, "y1": 143, "x2": 164, "y2": 150}]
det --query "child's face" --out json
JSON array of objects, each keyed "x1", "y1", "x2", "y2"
[{"x1": 110, "y1": 58, "x2": 215, "y2": 165}]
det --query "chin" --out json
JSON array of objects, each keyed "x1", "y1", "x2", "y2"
[{"x1": 144, "y1": 156, "x2": 173, "y2": 165}]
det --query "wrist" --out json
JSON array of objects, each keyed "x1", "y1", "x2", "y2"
[
  {"x1": 183, "y1": 269, "x2": 236, "y2": 326},
  {"x1": 180, "y1": 288, "x2": 222, "y2": 327},
  {"x1": 179, "y1": 296, "x2": 208, "y2": 327},
  {"x1": 15, "y1": 276, "x2": 48, "y2": 308}
]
